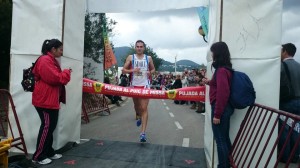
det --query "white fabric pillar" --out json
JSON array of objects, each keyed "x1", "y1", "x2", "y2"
[
  {"x1": 10, "y1": 0, "x2": 85, "y2": 153},
  {"x1": 204, "y1": 0, "x2": 282, "y2": 167}
]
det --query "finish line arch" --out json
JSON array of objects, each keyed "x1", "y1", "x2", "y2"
[
  {"x1": 9, "y1": 1, "x2": 282, "y2": 167},
  {"x1": 9, "y1": 0, "x2": 206, "y2": 154}
]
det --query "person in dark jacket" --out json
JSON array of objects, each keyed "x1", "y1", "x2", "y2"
[
  {"x1": 202, "y1": 41, "x2": 233, "y2": 168},
  {"x1": 278, "y1": 43, "x2": 300, "y2": 163},
  {"x1": 32, "y1": 39, "x2": 71, "y2": 165},
  {"x1": 104, "y1": 77, "x2": 122, "y2": 105},
  {"x1": 119, "y1": 74, "x2": 128, "y2": 87},
  {"x1": 172, "y1": 74, "x2": 185, "y2": 104}
]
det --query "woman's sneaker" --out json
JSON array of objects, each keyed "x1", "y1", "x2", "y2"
[
  {"x1": 32, "y1": 158, "x2": 52, "y2": 165},
  {"x1": 49, "y1": 154, "x2": 62, "y2": 160}
]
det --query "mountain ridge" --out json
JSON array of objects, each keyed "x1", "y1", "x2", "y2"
[{"x1": 114, "y1": 46, "x2": 202, "y2": 71}]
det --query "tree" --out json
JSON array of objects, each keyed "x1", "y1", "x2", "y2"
[
  {"x1": 83, "y1": 13, "x2": 117, "y2": 78},
  {"x1": 122, "y1": 44, "x2": 164, "y2": 71},
  {"x1": 199, "y1": 63, "x2": 207, "y2": 70},
  {"x1": 0, "y1": 0, "x2": 12, "y2": 89}
]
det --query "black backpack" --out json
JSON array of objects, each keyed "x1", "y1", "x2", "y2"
[{"x1": 21, "y1": 56, "x2": 42, "y2": 92}]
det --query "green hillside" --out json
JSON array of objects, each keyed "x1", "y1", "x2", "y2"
[{"x1": 114, "y1": 46, "x2": 204, "y2": 71}]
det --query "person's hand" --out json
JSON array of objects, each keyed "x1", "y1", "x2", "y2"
[
  {"x1": 213, "y1": 117, "x2": 220, "y2": 124},
  {"x1": 132, "y1": 67, "x2": 140, "y2": 73},
  {"x1": 202, "y1": 78, "x2": 210, "y2": 85}
]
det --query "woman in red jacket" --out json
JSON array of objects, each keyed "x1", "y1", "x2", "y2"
[{"x1": 32, "y1": 39, "x2": 71, "y2": 165}]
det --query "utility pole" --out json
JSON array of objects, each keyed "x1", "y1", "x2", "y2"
[{"x1": 174, "y1": 54, "x2": 177, "y2": 74}]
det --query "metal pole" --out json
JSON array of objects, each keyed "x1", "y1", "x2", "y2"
[
  {"x1": 213, "y1": 1, "x2": 224, "y2": 168},
  {"x1": 175, "y1": 54, "x2": 177, "y2": 74},
  {"x1": 219, "y1": 0, "x2": 224, "y2": 41}
]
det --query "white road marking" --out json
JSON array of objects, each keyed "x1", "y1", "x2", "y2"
[
  {"x1": 169, "y1": 112, "x2": 174, "y2": 117},
  {"x1": 182, "y1": 138, "x2": 190, "y2": 147},
  {"x1": 162, "y1": 100, "x2": 164, "y2": 102},
  {"x1": 175, "y1": 121, "x2": 183, "y2": 130},
  {"x1": 166, "y1": 106, "x2": 170, "y2": 110},
  {"x1": 163, "y1": 102, "x2": 166, "y2": 105},
  {"x1": 80, "y1": 139, "x2": 90, "y2": 141}
]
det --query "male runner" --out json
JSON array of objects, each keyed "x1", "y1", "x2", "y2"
[{"x1": 122, "y1": 40, "x2": 155, "y2": 142}]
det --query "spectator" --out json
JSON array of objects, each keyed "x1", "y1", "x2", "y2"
[
  {"x1": 104, "y1": 77, "x2": 122, "y2": 106},
  {"x1": 119, "y1": 74, "x2": 128, "y2": 87},
  {"x1": 196, "y1": 69, "x2": 206, "y2": 113},
  {"x1": 188, "y1": 69, "x2": 197, "y2": 109},
  {"x1": 202, "y1": 41, "x2": 234, "y2": 168},
  {"x1": 32, "y1": 39, "x2": 71, "y2": 165},
  {"x1": 278, "y1": 43, "x2": 300, "y2": 163},
  {"x1": 181, "y1": 73, "x2": 189, "y2": 88},
  {"x1": 172, "y1": 75, "x2": 185, "y2": 104},
  {"x1": 181, "y1": 73, "x2": 189, "y2": 105}
]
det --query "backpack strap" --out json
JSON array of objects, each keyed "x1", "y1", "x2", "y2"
[
  {"x1": 32, "y1": 55, "x2": 43, "y2": 70},
  {"x1": 213, "y1": 66, "x2": 233, "y2": 84},
  {"x1": 283, "y1": 62, "x2": 294, "y2": 91},
  {"x1": 282, "y1": 62, "x2": 297, "y2": 98}
]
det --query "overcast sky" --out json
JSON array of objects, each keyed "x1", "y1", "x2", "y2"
[{"x1": 107, "y1": 1, "x2": 300, "y2": 64}]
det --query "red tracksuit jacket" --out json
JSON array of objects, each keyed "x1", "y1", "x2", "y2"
[{"x1": 32, "y1": 52, "x2": 71, "y2": 109}]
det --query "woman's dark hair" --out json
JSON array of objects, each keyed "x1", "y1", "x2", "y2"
[
  {"x1": 210, "y1": 41, "x2": 232, "y2": 69},
  {"x1": 41, "y1": 39, "x2": 63, "y2": 55}
]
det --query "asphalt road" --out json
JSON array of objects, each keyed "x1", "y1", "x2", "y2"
[{"x1": 81, "y1": 98, "x2": 205, "y2": 148}]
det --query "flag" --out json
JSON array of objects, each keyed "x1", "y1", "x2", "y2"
[
  {"x1": 197, "y1": 6, "x2": 209, "y2": 36},
  {"x1": 103, "y1": 26, "x2": 117, "y2": 70}
]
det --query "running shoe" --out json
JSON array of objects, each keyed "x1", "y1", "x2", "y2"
[
  {"x1": 136, "y1": 118, "x2": 142, "y2": 127},
  {"x1": 140, "y1": 133, "x2": 147, "y2": 142}
]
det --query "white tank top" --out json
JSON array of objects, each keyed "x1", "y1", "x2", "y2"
[{"x1": 131, "y1": 54, "x2": 150, "y2": 87}]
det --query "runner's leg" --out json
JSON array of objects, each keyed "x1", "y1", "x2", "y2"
[
  {"x1": 140, "y1": 98, "x2": 149, "y2": 133},
  {"x1": 133, "y1": 98, "x2": 140, "y2": 119}
]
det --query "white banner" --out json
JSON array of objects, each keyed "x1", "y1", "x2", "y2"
[
  {"x1": 11, "y1": 0, "x2": 63, "y2": 55},
  {"x1": 87, "y1": 0, "x2": 208, "y2": 13}
]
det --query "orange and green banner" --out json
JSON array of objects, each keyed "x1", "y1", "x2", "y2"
[{"x1": 103, "y1": 30, "x2": 117, "y2": 70}]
